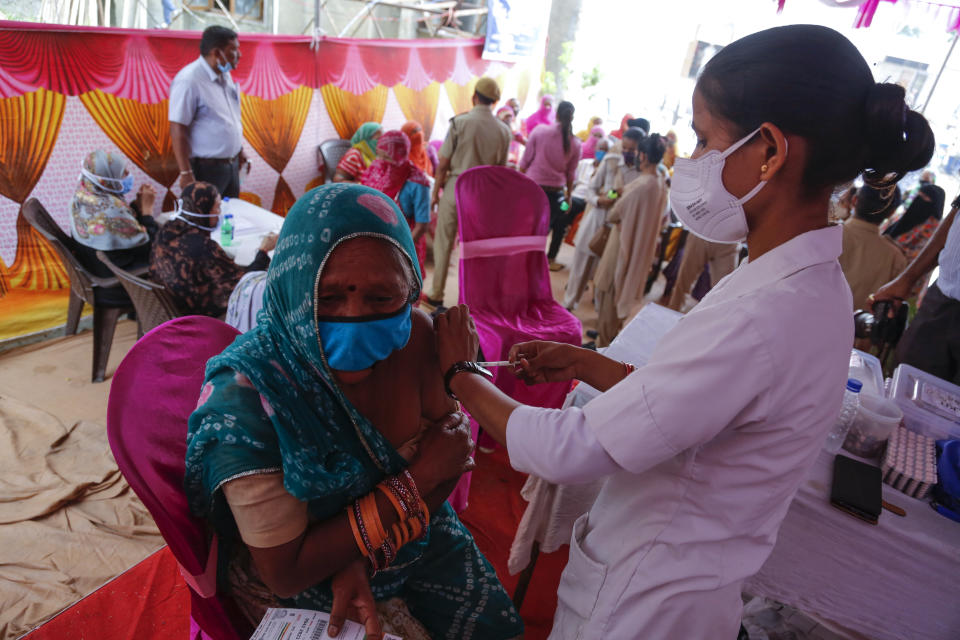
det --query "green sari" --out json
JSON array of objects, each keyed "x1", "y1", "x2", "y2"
[{"x1": 184, "y1": 184, "x2": 522, "y2": 639}]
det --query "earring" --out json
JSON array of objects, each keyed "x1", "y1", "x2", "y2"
[{"x1": 761, "y1": 164, "x2": 769, "y2": 173}]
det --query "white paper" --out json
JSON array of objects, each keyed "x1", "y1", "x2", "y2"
[
  {"x1": 566, "y1": 303, "x2": 682, "y2": 407},
  {"x1": 249, "y1": 608, "x2": 402, "y2": 640}
]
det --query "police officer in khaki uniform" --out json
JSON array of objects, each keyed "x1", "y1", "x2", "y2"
[{"x1": 425, "y1": 77, "x2": 511, "y2": 310}]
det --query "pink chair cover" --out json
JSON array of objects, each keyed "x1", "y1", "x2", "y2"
[
  {"x1": 107, "y1": 316, "x2": 248, "y2": 640},
  {"x1": 449, "y1": 166, "x2": 582, "y2": 510}
]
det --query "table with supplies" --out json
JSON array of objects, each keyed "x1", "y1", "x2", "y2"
[
  {"x1": 509, "y1": 304, "x2": 960, "y2": 640},
  {"x1": 157, "y1": 197, "x2": 283, "y2": 266},
  {"x1": 214, "y1": 197, "x2": 283, "y2": 265}
]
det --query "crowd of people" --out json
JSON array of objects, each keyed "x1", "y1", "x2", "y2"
[{"x1": 58, "y1": 21, "x2": 960, "y2": 640}]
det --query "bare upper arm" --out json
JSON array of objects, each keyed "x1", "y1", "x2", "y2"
[{"x1": 410, "y1": 309, "x2": 456, "y2": 421}]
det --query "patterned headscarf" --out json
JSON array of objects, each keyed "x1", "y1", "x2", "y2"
[
  {"x1": 360, "y1": 130, "x2": 430, "y2": 200},
  {"x1": 400, "y1": 121, "x2": 432, "y2": 176},
  {"x1": 69, "y1": 150, "x2": 149, "y2": 251},
  {"x1": 350, "y1": 122, "x2": 383, "y2": 165},
  {"x1": 181, "y1": 181, "x2": 220, "y2": 216}
]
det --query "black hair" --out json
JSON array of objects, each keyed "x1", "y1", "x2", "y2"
[
  {"x1": 854, "y1": 184, "x2": 902, "y2": 224},
  {"x1": 697, "y1": 25, "x2": 934, "y2": 195},
  {"x1": 556, "y1": 101, "x2": 575, "y2": 154},
  {"x1": 639, "y1": 133, "x2": 667, "y2": 165},
  {"x1": 200, "y1": 26, "x2": 238, "y2": 56},
  {"x1": 622, "y1": 127, "x2": 646, "y2": 146},
  {"x1": 474, "y1": 91, "x2": 495, "y2": 106},
  {"x1": 627, "y1": 118, "x2": 650, "y2": 135}
]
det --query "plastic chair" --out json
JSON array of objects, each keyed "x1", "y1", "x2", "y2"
[
  {"x1": 22, "y1": 198, "x2": 134, "y2": 382},
  {"x1": 450, "y1": 166, "x2": 583, "y2": 511},
  {"x1": 319, "y1": 139, "x2": 352, "y2": 182},
  {"x1": 107, "y1": 316, "x2": 249, "y2": 640},
  {"x1": 96, "y1": 250, "x2": 182, "y2": 337}
]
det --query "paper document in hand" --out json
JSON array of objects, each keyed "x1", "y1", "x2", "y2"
[{"x1": 250, "y1": 608, "x2": 402, "y2": 640}]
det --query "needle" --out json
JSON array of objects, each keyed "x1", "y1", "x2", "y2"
[{"x1": 476, "y1": 361, "x2": 516, "y2": 367}]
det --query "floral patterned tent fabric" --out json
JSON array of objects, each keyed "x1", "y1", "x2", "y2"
[{"x1": 0, "y1": 22, "x2": 531, "y2": 341}]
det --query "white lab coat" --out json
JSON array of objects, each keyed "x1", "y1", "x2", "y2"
[{"x1": 507, "y1": 226, "x2": 853, "y2": 639}]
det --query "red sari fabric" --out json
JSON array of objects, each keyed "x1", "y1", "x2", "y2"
[{"x1": 359, "y1": 130, "x2": 429, "y2": 199}]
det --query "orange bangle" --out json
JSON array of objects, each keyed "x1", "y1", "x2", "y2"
[
  {"x1": 376, "y1": 482, "x2": 407, "y2": 519},
  {"x1": 361, "y1": 494, "x2": 387, "y2": 549}
]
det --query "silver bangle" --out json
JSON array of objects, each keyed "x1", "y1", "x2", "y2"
[{"x1": 179, "y1": 170, "x2": 193, "y2": 176}]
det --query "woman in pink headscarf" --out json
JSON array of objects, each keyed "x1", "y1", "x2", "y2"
[
  {"x1": 360, "y1": 130, "x2": 432, "y2": 277},
  {"x1": 581, "y1": 125, "x2": 605, "y2": 159},
  {"x1": 523, "y1": 94, "x2": 555, "y2": 135}
]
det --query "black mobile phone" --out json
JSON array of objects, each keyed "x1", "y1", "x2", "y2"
[{"x1": 830, "y1": 454, "x2": 882, "y2": 525}]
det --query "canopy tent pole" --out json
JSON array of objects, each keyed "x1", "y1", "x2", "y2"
[{"x1": 922, "y1": 28, "x2": 959, "y2": 114}]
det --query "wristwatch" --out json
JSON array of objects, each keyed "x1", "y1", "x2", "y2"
[{"x1": 443, "y1": 361, "x2": 493, "y2": 401}]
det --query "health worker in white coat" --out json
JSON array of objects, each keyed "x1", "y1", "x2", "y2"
[{"x1": 434, "y1": 25, "x2": 935, "y2": 639}]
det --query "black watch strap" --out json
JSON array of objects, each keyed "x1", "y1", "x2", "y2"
[{"x1": 443, "y1": 361, "x2": 493, "y2": 400}]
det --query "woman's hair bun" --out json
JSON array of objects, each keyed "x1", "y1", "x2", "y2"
[{"x1": 862, "y1": 82, "x2": 935, "y2": 188}]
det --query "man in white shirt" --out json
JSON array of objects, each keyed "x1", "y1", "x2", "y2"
[
  {"x1": 874, "y1": 193, "x2": 960, "y2": 383},
  {"x1": 169, "y1": 26, "x2": 246, "y2": 198}
]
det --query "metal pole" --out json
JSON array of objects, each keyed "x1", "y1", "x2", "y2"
[
  {"x1": 339, "y1": 0, "x2": 379, "y2": 37},
  {"x1": 922, "y1": 29, "x2": 959, "y2": 114}
]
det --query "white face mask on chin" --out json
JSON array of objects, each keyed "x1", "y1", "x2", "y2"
[{"x1": 669, "y1": 127, "x2": 788, "y2": 244}]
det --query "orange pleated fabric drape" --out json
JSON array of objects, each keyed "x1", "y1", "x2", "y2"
[
  {"x1": 393, "y1": 82, "x2": 440, "y2": 141},
  {"x1": 239, "y1": 86, "x2": 312, "y2": 175},
  {"x1": 0, "y1": 257, "x2": 9, "y2": 297},
  {"x1": 0, "y1": 88, "x2": 69, "y2": 293},
  {"x1": 319, "y1": 85, "x2": 387, "y2": 140},
  {"x1": 272, "y1": 178, "x2": 297, "y2": 217},
  {"x1": 79, "y1": 90, "x2": 179, "y2": 210},
  {"x1": 443, "y1": 79, "x2": 479, "y2": 116},
  {"x1": 237, "y1": 192, "x2": 263, "y2": 207},
  {"x1": 9, "y1": 207, "x2": 69, "y2": 290}
]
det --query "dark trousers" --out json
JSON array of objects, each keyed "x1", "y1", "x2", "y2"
[
  {"x1": 544, "y1": 187, "x2": 586, "y2": 260},
  {"x1": 896, "y1": 281, "x2": 960, "y2": 384},
  {"x1": 191, "y1": 156, "x2": 240, "y2": 198}
]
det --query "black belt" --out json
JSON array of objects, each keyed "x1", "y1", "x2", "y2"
[
  {"x1": 540, "y1": 185, "x2": 564, "y2": 192},
  {"x1": 191, "y1": 154, "x2": 239, "y2": 166}
]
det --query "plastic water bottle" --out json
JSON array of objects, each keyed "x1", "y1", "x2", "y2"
[
  {"x1": 824, "y1": 378, "x2": 863, "y2": 453},
  {"x1": 221, "y1": 213, "x2": 234, "y2": 247}
]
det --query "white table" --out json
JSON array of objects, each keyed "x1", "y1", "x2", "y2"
[
  {"x1": 509, "y1": 304, "x2": 960, "y2": 639},
  {"x1": 744, "y1": 449, "x2": 960, "y2": 640},
  {"x1": 215, "y1": 198, "x2": 283, "y2": 265}
]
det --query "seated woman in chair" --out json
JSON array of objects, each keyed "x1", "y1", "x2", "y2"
[
  {"x1": 150, "y1": 182, "x2": 277, "y2": 317},
  {"x1": 185, "y1": 184, "x2": 523, "y2": 639},
  {"x1": 69, "y1": 150, "x2": 158, "y2": 279}
]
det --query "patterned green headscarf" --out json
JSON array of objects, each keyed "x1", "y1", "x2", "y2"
[
  {"x1": 351, "y1": 121, "x2": 382, "y2": 164},
  {"x1": 185, "y1": 183, "x2": 423, "y2": 524}
]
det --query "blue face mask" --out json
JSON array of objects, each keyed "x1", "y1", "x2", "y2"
[
  {"x1": 120, "y1": 175, "x2": 134, "y2": 194},
  {"x1": 216, "y1": 50, "x2": 234, "y2": 74},
  {"x1": 595, "y1": 150, "x2": 606, "y2": 162},
  {"x1": 316, "y1": 303, "x2": 412, "y2": 372}
]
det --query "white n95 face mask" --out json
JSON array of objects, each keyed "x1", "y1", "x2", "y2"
[{"x1": 669, "y1": 127, "x2": 786, "y2": 244}]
